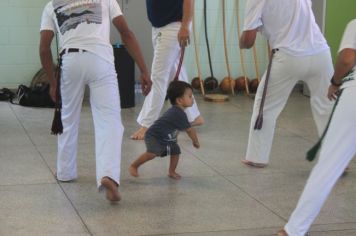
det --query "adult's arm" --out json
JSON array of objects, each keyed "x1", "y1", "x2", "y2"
[
  {"x1": 178, "y1": 0, "x2": 193, "y2": 47},
  {"x1": 328, "y1": 48, "x2": 356, "y2": 100},
  {"x1": 239, "y1": 29, "x2": 258, "y2": 49},
  {"x1": 332, "y1": 48, "x2": 356, "y2": 85},
  {"x1": 39, "y1": 30, "x2": 56, "y2": 101}
]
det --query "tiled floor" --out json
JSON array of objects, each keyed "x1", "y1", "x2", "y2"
[{"x1": 0, "y1": 91, "x2": 355, "y2": 236}]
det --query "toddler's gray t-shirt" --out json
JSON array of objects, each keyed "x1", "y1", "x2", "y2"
[{"x1": 146, "y1": 105, "x2": 191, "y2": 145}]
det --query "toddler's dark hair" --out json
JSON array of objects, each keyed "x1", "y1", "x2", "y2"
[{"x1": 167, "y1": 81, "x2": 193, "y2": 105}]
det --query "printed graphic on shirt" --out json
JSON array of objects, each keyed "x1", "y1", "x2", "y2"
[
  {"x1": 165, "y1": 130, "x2": 179, "y2": 143},
  {"x1": 53, "y1": 0, "x2": 102, "y2": 34}
]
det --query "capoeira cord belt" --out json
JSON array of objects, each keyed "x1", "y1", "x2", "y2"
[
  {"x1": 173, "y1": 46, "x2": 185, "y2": 81},
  {"x1": 165, "y1": 46, "x2": 185, "y2": 101},
  {"x1": 51, "y1": 34, "x2": 63, "y2": 135},
  {"x1": 306, "y1": 89, "x2": 344, "y2": 161},
  {"x1": 254, "y1": 48, "x2": 279, "y2": 130},
  {"x1": 306, "y1": 70, "x2": 355, "y2": 161}
]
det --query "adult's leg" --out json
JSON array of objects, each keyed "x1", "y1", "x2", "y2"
[
  {"x1": 304, "y1": 50, "x2": 334, "y2": 135},
  {"x1": 57, "y1": 53, "x2": 86, "y2": 181},
  {"x1": 244, "y1": 52, "x2": 300, "y2": 165},
  {"x1": 136, "y1": 23, "x2": 183, "y2": 129},
  {"x1": 285, "y1": 88, "x2": 356, "y2": 236},
  {"x1": 87, "y1": 53, "x2": 124, "y2": 194}
]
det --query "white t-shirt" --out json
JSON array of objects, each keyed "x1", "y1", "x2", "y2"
[
  {"x1": 40, "y1": 0, "x2": 122, "y2": 64},
  {"x1": 243, "y1": 0, "x2": 329, "y2": 57},
  {"x1": 339, "y1": 19, "x2": 356, "y2": 88}
]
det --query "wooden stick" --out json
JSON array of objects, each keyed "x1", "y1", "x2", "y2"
[
  {"x1": 203, "y1": 0, "x2": 215, "y2": 79},
  {"x1": 192, "y1": 2, "x2": 205, "y2": 95},
  {"x1": 236, "y1": 0, "x2": 250, "y2": 95},
  {"x1": 266, "y1": 40, "x2": 271, "y2": 60},
  {"x1": 222, "y1": 0, "x2": 234, "y2": 95},
  {"x1": 252, "y1": 44, "x2": 261, "y2": 82},
  {"x1": 202, "y1": 0, "x2": 228, "y2": 103}
]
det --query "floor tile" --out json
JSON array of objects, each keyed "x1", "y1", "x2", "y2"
[
  {"x1": 0, "y1": 184, "x2": 89, "y2": 236},
  {"x1": 2, "y1": 92, "x2": 355, "y2": 235},
  {"x1": 62, "y1": 176, "x2": 285, "y2": 236}
]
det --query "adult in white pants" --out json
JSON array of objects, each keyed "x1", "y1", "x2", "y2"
[
  {"x1": 239, "y1": 0, "x2": 333, "y2": 167},
  {"x1": 40, "y1": 0, "x2": 151, "y2": 202},
  {"x1": 279, "y1": 19, "x2": 356, "y2": 236},
  {"x1": 131, "y1": 0, "x2": 204, "y2": 140}
]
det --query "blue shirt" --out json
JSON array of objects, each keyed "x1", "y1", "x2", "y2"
[{"x1": 146, "y1": 0, "x2": 183, "y2": 28}]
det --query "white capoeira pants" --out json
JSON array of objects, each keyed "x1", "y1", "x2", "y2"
[
  {"x1": 245, "y1": 50, "x2": 334, "y2": 164},
  {"x1": 285, "y1": 85, "x2": 356, "y2": 236},
  {"x1": 57, "y1": 51, "x2": 124, "y2": 189},
  {"x1": 137, "y1": 22, "x2": 201, "y2": 128}
]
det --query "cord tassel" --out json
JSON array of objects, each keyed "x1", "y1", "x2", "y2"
[
  {"x1": 306, "y1": 140, "x2": 321, "y2": 162},
  {"x1": 51, "y1": 107, "x2": 63, "y2": 135},
  {"x1": 306, "y1": 89, "x2": 343, "y2": 161}
]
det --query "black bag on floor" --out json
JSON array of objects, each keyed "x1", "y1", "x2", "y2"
[
  {"x1": 0, "y1": 88, "x2": 15, "y2": 102},
  {"x1": 17, "y1": 83, "x2": 55, "y2": 108}
]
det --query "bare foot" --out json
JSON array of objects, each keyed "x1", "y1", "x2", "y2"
[
  {"x1": 168, "y1": 172, "x2": 181, "y2": 180},
  {"x1": 101, "y1": 177, "x2": 121, "y2": 202},
  {"x1": 130, "y1": 127, "x2": 148, "y2": 140},
  {"x1": 191, "y1": 115, "x2": 204, "y2": 127},
  {"x1": 277, "y1": 229, "x2": 288, "y2": 236},
  {"x1": 129, "y1": 165, "x2": 139, "y2": 177}
]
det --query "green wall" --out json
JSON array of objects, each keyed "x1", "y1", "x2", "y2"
[{"x1": 325, "y1": 0, "x2": 356, "y2": 61}]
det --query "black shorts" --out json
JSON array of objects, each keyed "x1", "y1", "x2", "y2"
[{"x1": 144, "y1": 134, "x2": 181, "y2": 157}]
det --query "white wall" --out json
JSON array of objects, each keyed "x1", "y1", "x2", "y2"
[
  {"x1": 312, "y1": 0, "x2": 326, "y2": 33},
  {"x1": 187, "y1": 0, "x2": 268, "y2": 82},
  {"x1": 112, "y1": 0, "x2": 153, "y2": 83}
]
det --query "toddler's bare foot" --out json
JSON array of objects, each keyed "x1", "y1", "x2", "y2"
[
  {"x1": 129, "y1": 165, "x2": 139, "y2": 177},
  {"x1": 168, "y1": 172, "x2": 181, "y2": 180},
  {"x1": 130, "y1": 127, "x2": 147, "y2": 140},
  {"x1": 101, "y1": 177, "x2": 121, "y2": 202}
]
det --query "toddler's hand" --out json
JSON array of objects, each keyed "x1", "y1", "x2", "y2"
[{"x1": 193, "y1": 141, "x2": 200, "y2": 149}]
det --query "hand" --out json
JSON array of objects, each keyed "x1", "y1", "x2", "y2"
[
  {"x1": 177, "y1": 26, "x2": 190, "y2": 47},
  {"x1": 327, "y1": 84, "x2": 340, "y2": 101},
  {"x1": 193, "y1": 141, "x2": 200, "y2": 149},
  {"x1": 140, "y1": 72, "x2": 152, "y2": 96},
  {"x1": 49, "y1": 79, "x2": 57, "y2": 102}
]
